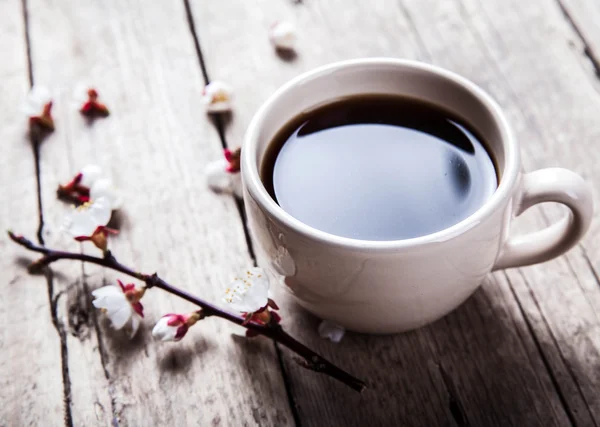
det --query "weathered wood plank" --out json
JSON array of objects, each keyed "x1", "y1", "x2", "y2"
[
  {"x1": 0, "y1": 0, "x2": 65, "y2": 424},
  {"x1": 407, "y1": 0, "x2": 600, "y2": 423},
  {"x1": 24, "y1": 0, "x2": 293, "y2": 425},
  {"x1": 190, "y1": 0, "x2": 600, "y2": 425}
]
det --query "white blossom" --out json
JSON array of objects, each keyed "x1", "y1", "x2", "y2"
[
  {"x1": 92, "y1": 281, "x2": 145, "y2": 338},
  {"x1": 205, "y1": 158, "x2": 242, "y2": 197},
  {"x1": 78, "y1": 164, "x2": 104, "y2": 188},
  {"x1": 62, "y1": 197, "x2": 112, "y2": 238},
  {"x1": 223, "y1": 267, "x2": 270, "y2": 313},
  {"x1": 269, "y1": 21, "x2": 297, "y2": 51},
  {"x1": 21, "y1": 86, "x2": 52, "y2": 117},
  {"x1": 90, "y1": 178, "x2": 122, "y2": 210},
  {"x1": 318, "y1": 320, "x2": 346, "y2": 343},
  {"x1": 202, "y1": 81, "x2": 233, "y2": 113}
]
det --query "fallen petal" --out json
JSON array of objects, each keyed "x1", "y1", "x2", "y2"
[
  {"x1": 269, "y1": 21, "x2": 297, "y2": 51},
  {"x1": 318, "y1": 320, "x2": 345, "y2": 343},
  {"x1": 202, "y1": 81, "x2": 233, "y2": 113}
]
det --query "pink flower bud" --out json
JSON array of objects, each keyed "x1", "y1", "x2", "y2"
[
  {"x1": 152, "y1": 312, "x2": 201, "y2": 342},
  {"x1": 80, "y1": 88, "x2": 110, "y2": 117}
]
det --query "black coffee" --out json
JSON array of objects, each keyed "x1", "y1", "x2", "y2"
[{"x1": 261, "y1": 95, "x2": 497, "y2": 241}]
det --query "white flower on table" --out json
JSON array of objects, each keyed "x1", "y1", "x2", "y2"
[
  {"x1": 269, "y1": 21, "x2": 297, "y2": 51},
  {"x1": 58, "y1": 164, "x2": 103, "y2": 201},
  {"x1": 318, "y1": 320, "x2": 346, "y2": 343},
  {"x1": 205, "y1": 148, "x2": 242, "y2": 197},
  {"x1": 202, "y1": 81, "x2": 233, "y2": 113},
  {"x1": 90, "y1": 178, "x2": 122, "y2": 210},
  {"x1": 224, "y1": 267, "x2": 281, "y2": 334},
  {"x1": 59, "y1": 164, "x2": 122, "y2": 210},
  {"x1": 152, "y1": 312, "x2": 202, "y2": 342},
  {"x1": 78, "y1": 164, "x2": 104, "y2": 189},
  {"x1": 92, "y1": 280, "x2": 145, "y2": 338},
  {"x1": 62, "y1": 196, "x2": 117, "y2": 251},
  {"x1": 22, "y1": 86, "x2": 52, "y2": 116},
  {"x1": 22, "y1": 86, "x2": 54, "y2": 132},
  {"x1": 62, "y1": 197, "x2": 112, "y2": 238},
  {"x1": 224, "y1": 267, "x2": 270, "y2": 314}
]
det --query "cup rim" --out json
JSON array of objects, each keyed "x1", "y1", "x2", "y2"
[{"x1": 242, "y1": 58, "x2": 520, "y2": 250}]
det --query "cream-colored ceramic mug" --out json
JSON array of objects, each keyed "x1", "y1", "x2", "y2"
[{"x1": 241, "y1": 58, "x2": 594, "y2": 333}]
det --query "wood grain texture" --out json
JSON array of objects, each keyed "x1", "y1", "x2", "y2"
[
  {"x1": 6, "y1": 0, "x2": 600, "y2": 425},
  {"x1": 191, "y1": 0, "x2": 600, "y2": 425},
  {"x1": 0, "y1": 0, "x2": 65, "y2": 424},
  {"x1": 557, "y1": 0, "x2": 600, "y2": 73},
  {"x1": 24, "y1": 0, "x2": 293, "y2": 425},
  {"x1": 429, "y1": 0, "x2": 600, "y2": 423}
]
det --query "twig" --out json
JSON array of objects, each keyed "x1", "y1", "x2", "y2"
[{"x1": 8, "y1": 231, "x2": 366, "y2": 392}]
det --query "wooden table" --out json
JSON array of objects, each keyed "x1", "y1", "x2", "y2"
[{"x1": 2, "y1": 0, "x2": 600, "y2": 425}]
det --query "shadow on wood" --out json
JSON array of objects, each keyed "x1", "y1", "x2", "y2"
[
  {"x1": 157, "y1": 341, "x2": 212, "y2": 375},
  {"x1": 107, "y1": 209, "x2": 129, "y2": 232},
  {"x1": 274, "y1": 275, "x2": 573, "y2": 426},
  {"x1": 275, "y1": 48, "x2": 298, "y2": 62},
  {"x1": 99, "y1": 316, "x2": 151, "y2": 363}
]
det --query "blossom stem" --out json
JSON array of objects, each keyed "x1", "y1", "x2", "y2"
[{"x1": 7, "y1": 231, "x2": 366, "y2": 392}]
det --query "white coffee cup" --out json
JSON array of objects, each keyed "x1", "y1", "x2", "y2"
[{"x1": 241, "y1": 58, "x2": 594, "y2": 333}]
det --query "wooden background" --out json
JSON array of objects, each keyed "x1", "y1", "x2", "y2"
[{"x1": 2, "y1": 0, "x2": 600, "y2": 425}]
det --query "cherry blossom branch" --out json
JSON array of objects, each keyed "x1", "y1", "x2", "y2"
[{"x1": 8, "y1": 231, "x2": 366, "y2": 392}]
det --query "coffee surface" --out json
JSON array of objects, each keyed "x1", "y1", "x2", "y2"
[{"x1": 261, "y1": 95, "x2": 498, "y2": 241}]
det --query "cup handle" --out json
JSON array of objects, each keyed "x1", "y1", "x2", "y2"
[{"x1": 492, "y1": 168, "x2": 594, "y2": 271}]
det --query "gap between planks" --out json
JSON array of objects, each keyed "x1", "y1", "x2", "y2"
[
  {"x1": 503, "y1": 270, "x2": 579, "y2": 426},
  {"x1": 181, "y1": 1, "x2": 302, "y2": 426},
  {"x1": 20, "y1": 0, "x2": 75, "y2": 425},
  {"x1": 555, "y1": 0, "x2": 600, "y2": 79}
]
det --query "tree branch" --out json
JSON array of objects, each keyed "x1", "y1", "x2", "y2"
[{"x1": 8, "y1": 231, "x2": 366, "y2": 392}]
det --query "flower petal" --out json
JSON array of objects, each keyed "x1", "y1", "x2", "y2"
[
  {"x1": 22, "y1": 86, "x2": 52, "y2": 116},
  {"x1": 92, "y1": 289, "x2": 128, "y2": 313},
  {"x1": 269, "y1": 21, "x2": 297, "y2": 50},
  {"x1": 108, "y1": 303, "x2": 133, "y2": 330},
  {"x1": 90, "y1": 179, "x2": 122, "y2": 210},
  {"x1": 88, "y1": 197, "x2": 113, "y2": 225},
  {"x1": 202, "y1": 81, "x2": 233, "y2": 113},
  {"x1": 91, "y1": 285, "x2": 122, "y2": 299},
  {"x1": 223, "y1": 268, "x2": 270, "y2": 313},
  {"x1": 79, "y1": 164, "x2": 104, "y2": 188},
  {"x1": 62, "y1": 197, "x2": 112, "y2": 237},
  {"x1": 205, "y1": 159, "x2": 233, "y2": 193},
  {"x1": 129, "y1": 314, "x2": 141, "y2": 338},
  {"x1": 21, "y1": 101, "x2": 41, "y2": 117},
  {"x1": 318, "y1": 320, "x2": 345, "y2": 343},
  {"x1": 152, "y1": 316, "x2": 180, "y2": 342}
]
